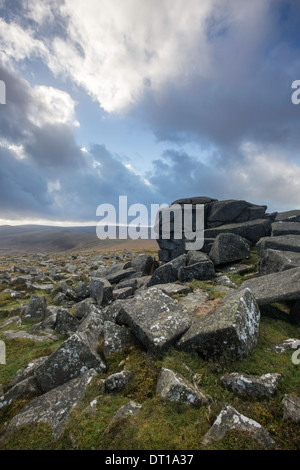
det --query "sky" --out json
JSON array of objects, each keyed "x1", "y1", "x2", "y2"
[{"x1": 0, "y1": 0, "x2": 300, "y2": 226}]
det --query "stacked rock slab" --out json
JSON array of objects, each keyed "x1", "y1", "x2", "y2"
[{"x1": 156, "y1": 197, "x2": 273, "y2": 262}]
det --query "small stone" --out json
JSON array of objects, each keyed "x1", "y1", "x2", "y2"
[{"x1": 156, "y1": 368, "x2": 208, "y2": 406}]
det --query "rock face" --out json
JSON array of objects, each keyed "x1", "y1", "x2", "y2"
[
  {"x1": 116, "y1": 288, "x2": 192, "y2": 352},
  {"x1": 258, "y1": 249, "x2": 300, "y2": 275},
  {"x1": 177, "y1": 288, "x2": 260, "y2": 359},
  {"x1": 24, "y1": 295, "x2": 47, "y2": 319},
  {"x1": 156, "y1": 368, "x2": 208, "y2": 406},
  {"x1": 202, "y1": 405, "x2": 276, "y2": 449}
]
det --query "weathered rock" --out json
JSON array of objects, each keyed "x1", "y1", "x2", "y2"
[
  {"x1": 148, "y1": 254, "x2": 187, "y2": 286},
  {"x1": 104, "y1": 371, "x2": 132, "y2": 393},
  {"x1": 113, "y1": 286, "x2": 134, "y2": 300},
  {"x1": 149, "y1": 283, "x2": 191, "y2": 297},
  {"x1": 103, "y1": 321, "x2": 137, "y2": 359},
  {"x1": 105, "y1": 267, "x2": 137, "y2": 285},
  {"x1": 106, "y1": 401, "x2": 142, "y2": 429},
  {"x1": 34, "y1": 333, "x2": 106, "y2": 393},
  {"x1": 275, "y1": 210, "x2": 300, "y2": 223},
  {"x1": 207, "y1": 200, "x2": 267, "y2": 228},
  {"x1": 0, "y1": 376, "x2": 40, "y2": 410},
  {"x1": 76, "y1": 281, "x2": 90, "y2": 299},
  {"x1": 103, "y1": 299, "x2": 127, "y2": 322},
  {"x1": 209, "y1": 233, "x2": 250, "y2": 266},
  {"x1": 116, "y1": 288, "x2": 192, "y2": 353},
  {"x1": 282, "y1": 394, "x2": 300, "y2": 423},
  {"x1": 271, "y1": 221, "x2": 300, "y2": 237},
  {"x1": 256, "y1": 235, "x2": 300, "y2": 257},
  {"x1": 24, "y1": 294, "x2": 47, "y2": 320},
  {"x1": 220, "y1": 372, "x2": 281, "y2": 398},
  {"x1": 179, "y1": 290, "x2": 210, "y2": 314},
  {"x1": 268, "y1": 338, "x2": 300, "y2": 353},
  {"x1": 205, "y1": 219, "x2": 271, "y2": 246},
  {"x1": 72, "y1": 298, "x2": 95, "y2": 321},
  {"x1": 177, "y1": 288, "x2": 260, "y2": 359},
  {"x1": 1, "y1": 330, "x2": 58, "y2": 343},
  {"x1": 76, "y1": 307, "x2": 104, "y2": 349},
  {"x1": 202, "y1": 405, "x2": 276, "y2": 449},
  {"x1": 0, "y1": 316, "x2": 22, "y2": 329},
  {"x1": 129, "y1": 254, "x2": 157, "y2": 276},
  {"x1": 240, "y1": 267, "x2": 300, "y2": 306},
  {"x1": 89, "y1": 279, "x2": 104, "y2": 306},
  {"x1": 0, "y1": 369, "x2": 97, "y2": 441},
  {"x1": 258, "y1": 249, "x2": 300, "y2": 275},
  {"x1": 55, "y1": 308, "x2": 80, "y2": 336},
  {"x1": 7, "y1": 356, "x2": 48, "y2": 390},
  {"x1": 178, "y1": 257, "x2": 215, "y2": 282},
  {"x1": 156, "y1": 368, "x2": 208, "y2": 406}
]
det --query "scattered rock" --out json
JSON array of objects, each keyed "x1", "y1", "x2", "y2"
[
  {"x1": 0, "y1": 369, "x2": 97, "y2": 441},
  {"x1": 202, "y1": 404, "x2": 276, "y2": 449},
  {"x1": 156, "y1": 368, "x2": 208, "y2": 406},
  {"x1": 24, "y1": 295, "x2": 47, "y2": 320},
  {"x1": 258, "y1": 249, "x2": 300, "y2": 275},
  {"x1": 104, "y1": 371, "x2": 132, "y2": 393},
  {"x1": 107, "y1": 401, "x2": 142, "y2": 429},
  {"x1": 220, "y1": 372, "x2": 281, "y2": 398}
]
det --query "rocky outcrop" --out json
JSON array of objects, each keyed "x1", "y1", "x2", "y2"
[{"x1": 156, "y1": 197, "x2": 272, "y2": 262}]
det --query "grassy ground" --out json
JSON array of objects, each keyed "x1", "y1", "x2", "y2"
[{"x1": 0, "y1": 249, "x2": 300, "y2": 450}]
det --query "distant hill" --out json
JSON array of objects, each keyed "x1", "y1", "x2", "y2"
[{"x1": 0, "y1": 225, "x2": 157, "y2": 254}]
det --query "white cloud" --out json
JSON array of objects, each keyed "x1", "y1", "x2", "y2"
[{"x1": 28, "y1": 85, "x2": 79, "y2": 128}]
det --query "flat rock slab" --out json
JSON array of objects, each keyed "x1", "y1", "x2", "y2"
[
  {"x1": 177, "y1": 288, "x2": 260, "y2": 359},
  {"x1": 202, "y1": 404, "x2": 276, "y2": 449},
  {"x1": 271, "y1": 222, "x2": 300, "y2": 237},
  {"x1": 220, "y1": 372, "x2": 281, "y2": 398},
  {"x1": 256, "y1": 235, "x2": 300, "y2": 257},
  {"x1": 0, "y1": 369, "x2": 97, "y2": 442},
  {"x1": 178, "y1": 290, "x2": 210, "y2": 315},
  {"x1": 149, "y1": 283, "x2": 191, "y2": 297},
  {"x1": 240, "y1": 267, "x2": 300, "y2": 305},
  {"x1": 115, "y1": 288, "x2": 192, "y2": 352},
  {"x1": 156, "y1": 368, "x2": 208, "y2": 406},
  {"x1": 1, "y1": 330, "x2": 58, "y2": 343},
  {"x1": 275, "y1": 210, "x2": 300, "y2": 223},
  {"x1": 205, "y1": 219, "x2": 271, "y2": 245}
]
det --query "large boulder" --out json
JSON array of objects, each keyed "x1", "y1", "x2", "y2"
[
  {"x1": 129, "y1": 254, "x2": 158, "y2": 276},
  {"x1": 178, "y1": 252, "x2": 215, "y2": 282},
  {"x1": 177, "y1": 288, "x2": 260, "y2": 359},
  {"x1": 207, "y1": 200, "x2": 267, "y2": 228},
  {"x1": 209, "y1": 233, "x2": 250, "y2": 266},
  {"x1": 148, "y1": 254, "x2": 186, "y2": 286},
  {"x1": 115, "y1": 288, "x2": 192, "y2": 353},
  {"x1": 275, "y1": 210, "x2": 300, "y2": 223}
]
